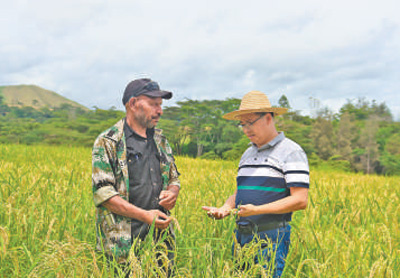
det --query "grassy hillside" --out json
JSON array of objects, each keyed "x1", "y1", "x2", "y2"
[{"x1": 0, "y1": 84, "x2": 88, "y2": 110}]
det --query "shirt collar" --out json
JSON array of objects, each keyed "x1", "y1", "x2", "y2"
[
  {"x1": 254, "y1": 132, "x2": 285, "y2": 151},
  {"x1": 124, "y1": 118, "x2": 154, "y2": 140}
]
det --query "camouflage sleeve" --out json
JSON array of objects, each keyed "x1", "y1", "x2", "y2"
[
  {"x1": 92, "y1": 136, "x2": 119, "y2": 207},
  {"x1": 165, "y1": 138, "x2": 181, "y2": 188},
  {"x1": 168, "y1": 160, "x2": 180, "y2": 188}
]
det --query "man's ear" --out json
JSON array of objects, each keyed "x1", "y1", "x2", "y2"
[
  {"x1": 265, "y1": 113, "x2": 273, "y2": 124},
  {"x1": 129, "y1": 97, "x2": 137, "y2": 108}
]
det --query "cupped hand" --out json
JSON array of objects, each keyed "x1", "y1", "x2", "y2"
[{"x1": 201, "y1": 206, "x2": 230, "y2": 219}]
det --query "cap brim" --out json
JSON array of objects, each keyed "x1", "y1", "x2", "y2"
[{"x1": 141, "y1": 90, "x2": 172, "y2": 99}]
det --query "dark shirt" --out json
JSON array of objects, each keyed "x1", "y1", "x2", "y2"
[{"x1": 124, "y1": 120, "x2": 163, "y2": 239}]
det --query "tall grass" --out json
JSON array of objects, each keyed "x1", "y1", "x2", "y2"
[{"x1": 0, "y1": 144, "x2": 399, "y2": 277}]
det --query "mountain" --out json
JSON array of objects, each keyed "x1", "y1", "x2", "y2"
[{"x1": 0, "y1": 85, "x2": 89, "y2": 111}]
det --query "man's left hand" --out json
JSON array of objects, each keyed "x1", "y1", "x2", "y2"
[
  {"x1": 237, "y1": 204, "x2": 257, "y2": 217},
  {"x1": 159, "y1": 186, "x2": 179, "y2": 211}
]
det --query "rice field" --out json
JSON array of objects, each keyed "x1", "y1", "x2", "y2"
[{"x1": 0, "y1": 144, "x2": 399, "y2": 277}]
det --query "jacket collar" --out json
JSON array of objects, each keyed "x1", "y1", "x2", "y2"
[{"x1": 105, "y1": 118, "x2": 163, "y2": 142}]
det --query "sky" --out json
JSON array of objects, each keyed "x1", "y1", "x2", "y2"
[{"x1": 1, "y1": 0, "x2": 399, "y2": 119}]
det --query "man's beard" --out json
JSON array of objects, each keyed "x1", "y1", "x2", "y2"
[{"x1": 135, "y1": 113, "x2": 159, "y2": 129}]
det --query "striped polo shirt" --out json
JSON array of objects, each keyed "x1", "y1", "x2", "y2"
[{"x1": 235, "y1": 132, "x2": 309, "y2": 225}]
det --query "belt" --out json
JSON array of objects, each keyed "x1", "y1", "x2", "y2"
[{"x1": 236, "y1": 221, "x2": 287, "y2": 234}]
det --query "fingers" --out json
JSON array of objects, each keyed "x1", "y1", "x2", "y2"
[
  {"x1": 237, "y1": 204, "x2": 252, "y2": 217},
  {"x1": 152, "y1": 210, "x2": 171, "y2": 229},
  {"x1": 237, "y1": 205, "x2": 245, "y2": 215},
  {"x1": 159, "y1": 190, "x2": 176, "y2": 200},
  {"x1": 159, "y1": 190, "x2": 177, "y2": 210},
  {"x1": 202, "y1": 206, "x2": 217, "y2": 216},
  {"x1": 201, "y1": 206, "x2": 215, "y2": 212},
  {"x1": 202, "y1": 206, "x2": 228, "y2": 219},
  {"x1": 159, "y1": 195, "x2": 176, "y2": 210},
  {"x1": 159, "y1": 201, "x2": 173, "y2": 211},
  {"x1": 216, "y1": 209, "x2": 229, "y2": 219},
  {"x1": 159, "y1": 190, "x2": 168, "y2": 200},
  {"x1": 156, "y1": 210, "x2": 169, "y2": 220},
  {"x1": 155, "y1": 217, "x2": 171, "y2": 229},
  {"x1": 159, "y1": 194, "x2": 175, "y2": 204}
]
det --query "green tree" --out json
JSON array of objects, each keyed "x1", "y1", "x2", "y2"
[
  {"x1": 336, "y1": 112, "x2": 356, "y2": 162},
  {"x1": 370, "y1": 100, "x2": 392, "y2": 121},
  {"x1": 310, "y1": 109, "x2": 334, "y2": 160},
  {"x1": 158, "y1": 118, "x2": 190, "y2": 155},
  {"x1": 340, "y1": 97, "x2": 392, "y2": 121},
  {"x1": 378, "y1": 132, "x2": 400, "y2": 175},
  {"x1": 278, "y1": 94, "x2": 291, "y2": 109},
  {"x1": 384, "y1": 133, "x2": 400, "y2": 156},
  {"x1": 354, "y1": 116, "x2": 380, "y2": 174},
  {"x1": 174, "y1": 98, "x2": 240, "y2": 157}
]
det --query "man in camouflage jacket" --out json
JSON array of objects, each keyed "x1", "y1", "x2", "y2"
[{"x1": 92, "y1": 78, "x2": 180, "y2": 264}]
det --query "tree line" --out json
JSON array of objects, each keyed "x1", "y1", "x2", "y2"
[{"x1": 0, "y1": 94, "x2": 399, "y2": 175}]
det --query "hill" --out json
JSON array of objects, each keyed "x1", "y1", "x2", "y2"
[{"x1": 0, "y1": 85, "x2": 89, "y2": 111}]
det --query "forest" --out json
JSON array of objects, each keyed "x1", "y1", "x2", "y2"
[{"x1": 0, "y1": 93, "x2": 399, "y2": 175}]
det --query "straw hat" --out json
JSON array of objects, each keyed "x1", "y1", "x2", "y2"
[{"x1": 223, "y1": 91, "x2": 288, "y2": 120}]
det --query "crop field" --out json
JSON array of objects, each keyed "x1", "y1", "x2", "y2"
[{"x1": 0, "y1": 144, "x2": 399, "y2": 277}]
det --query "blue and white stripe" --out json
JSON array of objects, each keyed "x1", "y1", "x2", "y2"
[{"x1": 235, "y1": 133, "x2": 309, "y2": 224}]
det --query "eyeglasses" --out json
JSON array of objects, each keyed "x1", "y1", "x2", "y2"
[{"x1": 238, "y1": 114, "x2": 265, "y2": 129}]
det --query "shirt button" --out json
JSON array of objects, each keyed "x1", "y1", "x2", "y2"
[
  {"x1": 150, "y1": 168, "x2": 154, "y2": 172},
  {"x1": 128, "y1": 159, "x2": 132, "y2": 163}
]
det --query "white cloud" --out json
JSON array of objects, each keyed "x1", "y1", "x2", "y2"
[{"x1": 0, "y1": 0, "x2": 399, "y2": 119}]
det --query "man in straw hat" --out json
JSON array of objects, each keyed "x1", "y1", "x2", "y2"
[{"x1": 202, "y1": 91, "x2": 309, "y2": 277}]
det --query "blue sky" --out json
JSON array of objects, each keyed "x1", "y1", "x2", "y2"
[{"x1": 1, "y1": 0, "x2": 399, "y2": 119}]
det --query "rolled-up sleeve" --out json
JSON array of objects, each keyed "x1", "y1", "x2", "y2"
[
  {"x1": 92, "y1": 137, "x2": 119, "y2": 206},
  {"x1": 93, "y1": 185, "x2": 119, "y2": 207}
]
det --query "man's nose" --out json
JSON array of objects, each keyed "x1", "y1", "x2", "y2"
[
  {"x1": 243, "y1": 128, "x2": 251, "y2": 136},
  {"x1": 156, "y1": 105, "x2": 163, "y2": 115}
]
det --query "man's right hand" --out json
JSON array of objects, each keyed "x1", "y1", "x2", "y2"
[
  {"x1": 145, "y1": 209, "x2": 171, "y2": 229},
  {"x1": 103, "y1": 196, "x2": 172, "y2": 229},
  {"x1": 201, "y1": 206, "x2": 230, "y2": 219}
]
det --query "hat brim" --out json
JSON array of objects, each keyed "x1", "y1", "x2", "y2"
[
  {"x1": 223, "y1": 107, "x2": 288, "y2": 120},
  {"x1": 140, "y1": 90, "x2": 172, "y2": 100}
]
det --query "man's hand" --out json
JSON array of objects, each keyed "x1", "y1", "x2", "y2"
[
  {"x1": 103, "y1": 196, "x2": 172, "y2": 229},
  {"x1": 145, "y1": 210, "x2": 172, "y2": 229},
  {"x1": 237, "y1": 204, "x2": 257, "y2": 217},
  {"x1": 159, "y1": 186, "x2": 179, "y2": 211},
  {"x1": 201, "y1": 206, "x2": 231, "y2": 219}
]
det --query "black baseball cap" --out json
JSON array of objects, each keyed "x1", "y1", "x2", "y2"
[{"x1": 122, "y1": 78, "x2": 172, "y2": 105}]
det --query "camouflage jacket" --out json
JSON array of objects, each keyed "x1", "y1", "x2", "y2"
[{"x1": 92, "y1": 118, "x2": 180, "y2": 262}]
